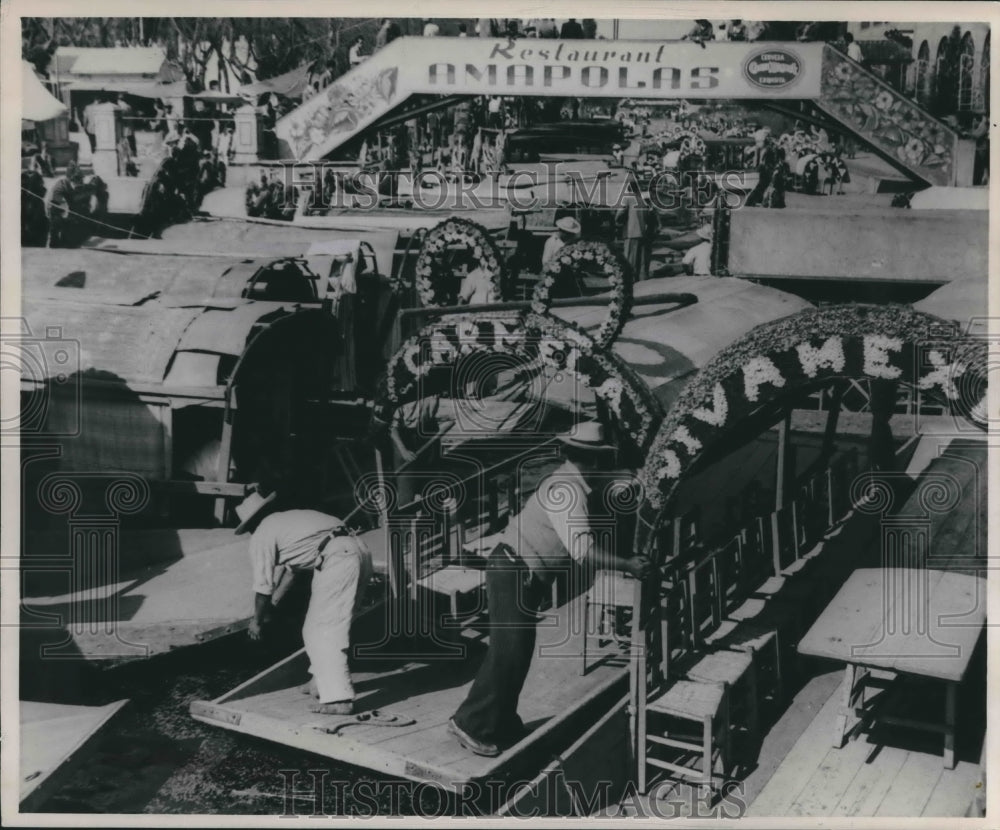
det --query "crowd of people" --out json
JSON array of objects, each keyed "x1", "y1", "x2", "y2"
[
  {"x1": 21, "y1": 161, "x2": 110, "y2": 248},
  {"x1": 135, "y1": 129, "x2": 227, "y2": 238}
]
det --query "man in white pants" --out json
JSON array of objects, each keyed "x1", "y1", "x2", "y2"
[{"x1": 238, "y1": 490, "x2": 372, "y2": 715}]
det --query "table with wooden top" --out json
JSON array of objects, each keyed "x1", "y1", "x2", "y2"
[{"x1": 798, "y1": 567, "x2": 986, "y2": 769}]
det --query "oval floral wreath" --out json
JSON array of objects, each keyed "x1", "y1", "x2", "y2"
[
  {"x1": 411, "y1": 217, "x2": 504, "y2": 307},
  {"x1": 531, "y1": 240, "x2": 634, "y2": 350}
]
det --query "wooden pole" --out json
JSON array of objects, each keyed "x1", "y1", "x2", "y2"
[
  {"x1": 775, "y1": 410, "x2": 791, "y2": 509},
  {"x1": 399, "y1": 292, "x2": 698, "y2": 320},
  {"x1": 821, "y1": 383, "x2": 845, "y2": 463}
]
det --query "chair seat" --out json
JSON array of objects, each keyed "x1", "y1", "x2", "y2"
[
  {"x1": 587, "y1": 569, "x2": 638, "y2": 608},
  {"x1": 648, "y1": 680, "x2": 725, "y2": 720},
  {"x1": 417, "y1": 566, "x2": 485, "y2": 596},
  {"x1": 755, "y1": 575, "x2": 814, "y2": 601},
  {"x1": 704, "y1": 619, "x2": 778, "y2": 653},
  {"x1": 687, "y1": 650, "x2": 753, "y2": 685}
]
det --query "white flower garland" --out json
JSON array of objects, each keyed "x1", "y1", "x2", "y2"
[
  {"x1": 863, "y1": 335, "x2": 903, "y2": 379},
  {"x1": 796, "y1": 337, "x2": 847, "y2": 378},
  {"x1": 532, "y1": 240, "x2": 633, "y2": 350},
  {"x1": 742, "y1": 355, "x2": 786, "y2": 402},
  {"x1": 410, "y1": 218, "x2": 504, "y2": 307},
  {"x1": 690, "y1": 383, "x2": 729, "y2": 428}
]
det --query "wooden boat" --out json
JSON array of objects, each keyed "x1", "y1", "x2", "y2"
[
  {"x1": 188, "y1": 259, "x2": 985, "y2": 814},
  {"x1": 20, "y1": 700, "x2": 128, "y2": 812}
]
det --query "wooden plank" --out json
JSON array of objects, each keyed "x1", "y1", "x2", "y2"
[
  {"x1": 746, "y1": 677, "x2": 846, "y2": 815},
  {"x1": 192, "y1": 593, "x2": 629, "y2": 790},
  {"x1": 832, "y1": 744, "x2": 908, "y2": 817},
  {"x1": 20, "y1": 700, "x2": 128, "y2": 811},
  {"x1": 873, "y1": 751, "x2": 945, "y2": 816},
  {"x1": 788, "y1": 730, "x2": 880, "y2": 816},
  {"x1": 922, "y1": 760, "x2": 981, "y2": 816}
]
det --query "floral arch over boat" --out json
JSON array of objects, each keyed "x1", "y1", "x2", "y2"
[
  {"x1": 372, "y1": 310, "x2": 663, "y2": 453},
  {"x1": 631, "y1": 303, "x2": 987, "y2": 549}
]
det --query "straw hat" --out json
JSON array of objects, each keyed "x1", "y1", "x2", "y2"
[
  {"x1": 555, "y1": 216, "x2": 581, "y2": 234},
  {"x1": 556, "y1": 421, "x2": 614, "y2": 451},
  {"x1": 234, "y1": 489, "x2": 277, "y2": 535},
  {"x1": 696, "y1": 223, "x2": 714, "y2": 241}
]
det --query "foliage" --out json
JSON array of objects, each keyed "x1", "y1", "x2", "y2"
[{"x1": 22, "y1": 17, "x2": 383, "y2": 92}]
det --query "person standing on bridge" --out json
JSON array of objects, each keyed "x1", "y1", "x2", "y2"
[
  {"x1": 240, "y1": 488, "x2": 373, "y2": 715},
  {"x1": 348, "y1": 36, "x2": 368, "y2": 68},
  {"x1": 448, "y1": 422, "x2": 652, "y2": 757}
]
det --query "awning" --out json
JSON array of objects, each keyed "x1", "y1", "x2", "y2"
[
  {"x1": 22, "y1": 62, "x2": 66, "y2": 122},
  {"x1": 64, "y1": 79, "x2": 189, "y2": 99},
  {"x1": 239, "y1": 63, "x2": 314, "y2": 99}
]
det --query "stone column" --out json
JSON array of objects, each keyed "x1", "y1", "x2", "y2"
[
  {"x1": 90, "y1": 102, "x2": 121, "y2": 179},
  {"x1": 232, "y1": 104, "x2": 260, "y2": 165}
]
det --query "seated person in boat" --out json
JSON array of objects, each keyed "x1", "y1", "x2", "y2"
[
  {"x1": 238, "y1": 488, "x2": 373, "y2": 715},
  {"x1": 541, "y1": 216, "x2": 581, "y2": 267},
  {"x1": 448, "y1": 421, "x2": 652, "y2": 757}
]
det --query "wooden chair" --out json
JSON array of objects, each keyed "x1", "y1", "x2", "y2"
[
  {"x1": 581, "y1": 568, "x2": 637, "y2": 674},
  {"x1": 411, "y1": 504, "x2": 486, "y2": 635},
  {"x1": 644, "y1": 680, "x2": 731, "y2": 800}
]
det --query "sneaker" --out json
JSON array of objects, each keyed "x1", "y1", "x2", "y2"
[{"x1": 448, "y1": 718, "x2": 500, "y2": 757}]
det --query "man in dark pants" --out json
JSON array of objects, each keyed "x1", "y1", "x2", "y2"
[{"x1": 448, "y1": 421, "x2": 651, "y2": 756}]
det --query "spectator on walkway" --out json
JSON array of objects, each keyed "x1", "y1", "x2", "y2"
[
  {"x1": 582, "y1": 19, "x2": 597, "y2": 39},
  {"x1": 30, "y1": 141, "x2": 54, "y2": 178},
  {"x1": 423, "y1": 19, "x2": 440, "y2": 37},
  {"x1": 80, "y1": 97, "x2": 99, "y2": 153},
  {"x1": 375, "y1": 18, "x2": 401, "y2": 50},
  {"x1": 724, "y1": 20, "x2": 747, "y2": 41},
  {"x1": 116, "y1": 93, "x2": 137, "y2": 154},
  {"x1": 536, "y1": 19, "x2": 558, "y2": 38},
  {"x1": 458, "y1": 23, "x2": 468, "y2": 37},
  {"x1": 46, "y1": 162, "x2": 82, "y2": 248},
  {"x1": 348, "y1": 36, "x2": 367, "y2": 68},
  {"x1": 559, "y1": 19, "x2": 584, "y2": 39},
  {"x1": 682, "y1": 19, "x2": 714, "y2": 47},
  {"x1": 845, "y1": 32, "x2": 863, "y2": 62}
]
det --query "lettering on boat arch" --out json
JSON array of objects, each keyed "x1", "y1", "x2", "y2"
[
  {"x1": 636, "y1": 305, "x2": 987, "y2": 512},
  {"x1": 373, "y1": 311, "x2": 662, "y2": 450}
]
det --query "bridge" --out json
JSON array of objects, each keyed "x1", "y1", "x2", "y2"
[{"x1": 274, "y1": 37, "x2": 972, "y2": 187}]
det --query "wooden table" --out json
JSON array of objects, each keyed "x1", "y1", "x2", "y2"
[{"x1": 798, "y1": 568, "x2": 985, "y2": 769}]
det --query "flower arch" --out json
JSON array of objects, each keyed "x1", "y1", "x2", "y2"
[
  {"x1": 632, "y1": 304, "x2": 987, "y2": 550},
  {"x1": 372, "y1": 310, "x2": 663, "y2": 453}
]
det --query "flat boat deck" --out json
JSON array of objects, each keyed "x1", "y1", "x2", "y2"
[{"x1": 191, "y1": 592, "x2": 629, "y2": 790}]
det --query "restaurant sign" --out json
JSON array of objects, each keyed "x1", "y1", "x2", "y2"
[{"x1": 415, "y1": 39, "x2": 823, "y2": 99}]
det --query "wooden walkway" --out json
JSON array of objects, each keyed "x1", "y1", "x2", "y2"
[
  {"x1": 191, "y1": 592, "x2": 629, "y2": 791},
  {"x1": 746, "y1": 670, "x2": 981, "y2": 817}
]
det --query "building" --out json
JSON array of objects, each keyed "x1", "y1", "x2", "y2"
[{"x1": 849, "y1": 22, "x2": 990, "y2": 118}]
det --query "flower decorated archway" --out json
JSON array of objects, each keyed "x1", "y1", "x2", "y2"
[
  {"x1": 632, "y1": 304, "x2": 987, "y2": 551},
  {"x1": 372, "y1": 310, "x2": 663, "y2": 453}
]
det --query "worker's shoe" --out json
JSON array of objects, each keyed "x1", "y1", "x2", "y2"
[
  {"x1": 309, "y1": 700, "x2": 354, "y2": 715},
  {"x1": 298, "y1": 680, "x2": 319, "y2": 698},
  {"x1": 448, "y1": 718, "x2": 500, "y2": 757}
]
